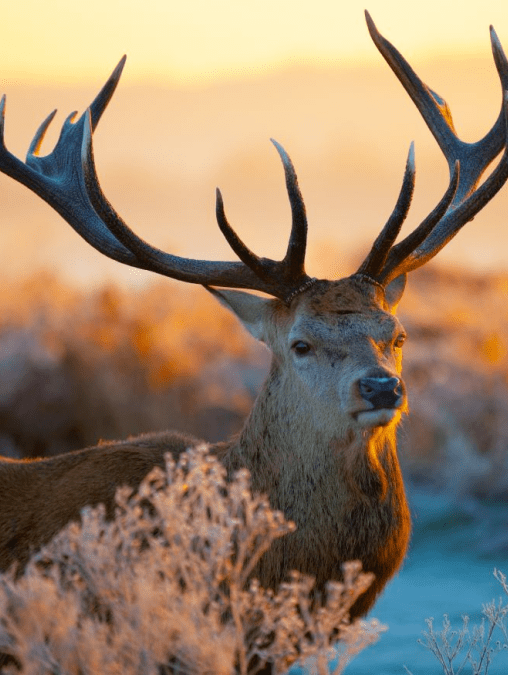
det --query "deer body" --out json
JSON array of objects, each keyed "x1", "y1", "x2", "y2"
[{"x1": 0, "y1": 11, "x2": 507, "y2": 620}]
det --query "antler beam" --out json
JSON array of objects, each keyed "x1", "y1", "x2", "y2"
[{"x1": 82, "y1": 119, "x2": 312, "y2": 300}]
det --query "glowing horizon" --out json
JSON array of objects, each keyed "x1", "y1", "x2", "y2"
[{"x1": 1, "y1": 0, "x2": 507, "y2": 87}]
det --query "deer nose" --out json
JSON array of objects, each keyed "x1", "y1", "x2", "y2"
[{"x1": 358, "y1": 376, "x2": 403, "y2": 409}]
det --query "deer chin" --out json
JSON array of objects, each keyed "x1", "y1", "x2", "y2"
[{"x1": 354, "y1": 408, "x2": 401, "y2": 429}]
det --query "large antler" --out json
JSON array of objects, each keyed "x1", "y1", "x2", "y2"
[
  {"x1": 358, "y1": 11, "x2": 508, "y2": 284},
  {"x1": 0, "y1": 61, "x2": 313, "y2": 304}
]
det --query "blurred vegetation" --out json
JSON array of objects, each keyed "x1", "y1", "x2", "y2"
[
  {"x1": 0, "y1": 273, "x2": 265, "y2": 457},
  {"x1": 1, "y1": 265, "x2": 507, "y2": 514}
]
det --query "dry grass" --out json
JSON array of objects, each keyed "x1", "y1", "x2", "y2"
[
  {"x1": 0, "y1": 446, "x2": 383, "y2": 674},
  {"x1": 399, "y1": 267, "x2": 508, "y2": 503},
  {"x1": 0, "y1": 273, "x2": 261, "y2": 456}
]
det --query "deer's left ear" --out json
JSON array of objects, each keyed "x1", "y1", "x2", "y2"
[
  {"x1": 384, "y1": 274, "x2": 407, "y2": 312},
  {"x1": 206, "y1": 287, "x2": 270, "y2": 342}
]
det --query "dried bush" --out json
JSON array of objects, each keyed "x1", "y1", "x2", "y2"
[
  {"x1": 405, "y1": 569, "x2": 508, "y2": 675},
  {"x1": 0, "y1": 446, "x2": 383, "y2": 675}
]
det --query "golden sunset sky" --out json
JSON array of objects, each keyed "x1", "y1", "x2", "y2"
[{"x1": 2, "y1": 0, "x2": 508, "y2": 85}]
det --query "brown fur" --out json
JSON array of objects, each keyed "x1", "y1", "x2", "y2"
[{"x1": 0, "y1": 277, "x2": 411, "y2": 619}]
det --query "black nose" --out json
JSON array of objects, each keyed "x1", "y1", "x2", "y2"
[{"x1": 358, "y1": 376, "x2": 403, "y2": 409}]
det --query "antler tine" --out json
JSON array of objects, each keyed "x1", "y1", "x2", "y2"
[
  {"x1": 477, "y1": 26, "x2": 508, "y2": 169},
  {"x1": 27, "y1": 109, "x2": 58, "y2": 158},
  {"x1": 215, "y1": 188, "x2": 266, "y2": 278},
  {"x1": 491, "y1": 26, "x2": 508, "y2": 92},
  {"x1": 358, "y1": 142, "x2": 415, "y2": 277},
  {"x1": 361, "y1": 13, "x2": 508, "y2": 286},
  {"x1": 81, "y1": 110, "x2": 272, "y2": 290},
  {"x1": 0, "y1": 57, "x2": 315, "y2": 303},
  {"x1": 0, "y1": 96, "x2": 6, "y2": 146},
  {"x1": 365, "y1": 11, "x2": 506, "y2": 206},
  {"x1": 270, "y1": 139, "x2": 309, "y2": 279},
  {"x1": 89, "y1": 55, "x2": 126, "y2": 132},
  {"x1": 25, "y1": 56, "x2": 126, "y2": 161},
  {"x1": 0, "y1": 60, "x2": 141, "y2": 267},
  {"x1": 379, "y1": 160, "x2": 460, "y2": 282}
]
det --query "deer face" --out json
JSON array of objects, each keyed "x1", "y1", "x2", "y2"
[
  {"x1": 212, "y1": 275, "x2": 408, "y2": 433},
  {"x1": 285, "y1": 278, "x2": 407, "y2": 431}
]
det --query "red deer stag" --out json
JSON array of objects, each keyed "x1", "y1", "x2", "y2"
[{"x1": 0, "y1": 12, "x2": 508, "y2": 620}]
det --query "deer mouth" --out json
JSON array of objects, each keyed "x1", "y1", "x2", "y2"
[{"x1": 353, "y1": 407, "x2": 402, "y2": 428}]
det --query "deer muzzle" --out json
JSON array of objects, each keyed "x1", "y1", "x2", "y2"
[{"x1": 358, "y1": 376, "x2": 404, "y2": 410}]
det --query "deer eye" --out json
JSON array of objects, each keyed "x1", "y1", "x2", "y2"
[
  {"x1": 394, "y1": 333, "x2": 406, "y2": 348},
  {"x1": 292, "y1": 340, "x2": 312, "y2": 356}
]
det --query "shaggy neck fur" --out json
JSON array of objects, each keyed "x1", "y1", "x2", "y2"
[{"x1": 219, "y1": 357, "x2": 411, "y2": 619}]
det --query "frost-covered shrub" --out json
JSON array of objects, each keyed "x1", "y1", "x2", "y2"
[
  {"x1": 0, "y1": 446, "x2": 383, "y2": 674},
  {"x1": 406, "y1": 569, "x2": 508, "y2": 675}
]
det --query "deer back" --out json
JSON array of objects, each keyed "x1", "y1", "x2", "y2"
[{"x1": 0, "y1": 432, "x2": 197, "y2": 572}]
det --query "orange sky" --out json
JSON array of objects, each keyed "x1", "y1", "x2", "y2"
[{"x1": 2, "y1": 0, "x2": 508, "y2": 85}]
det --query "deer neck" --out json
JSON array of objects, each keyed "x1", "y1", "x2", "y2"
[{"x1": 218, "y1": 358, "x2": 410, "y2": 610}]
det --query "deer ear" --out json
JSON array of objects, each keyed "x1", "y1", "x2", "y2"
[
  {"x1": 206, "y1": 287, "x2": 269, "y2": 341},
  {"x1": 384, "y1": 273, "x2": 407, "y2": 312}
]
